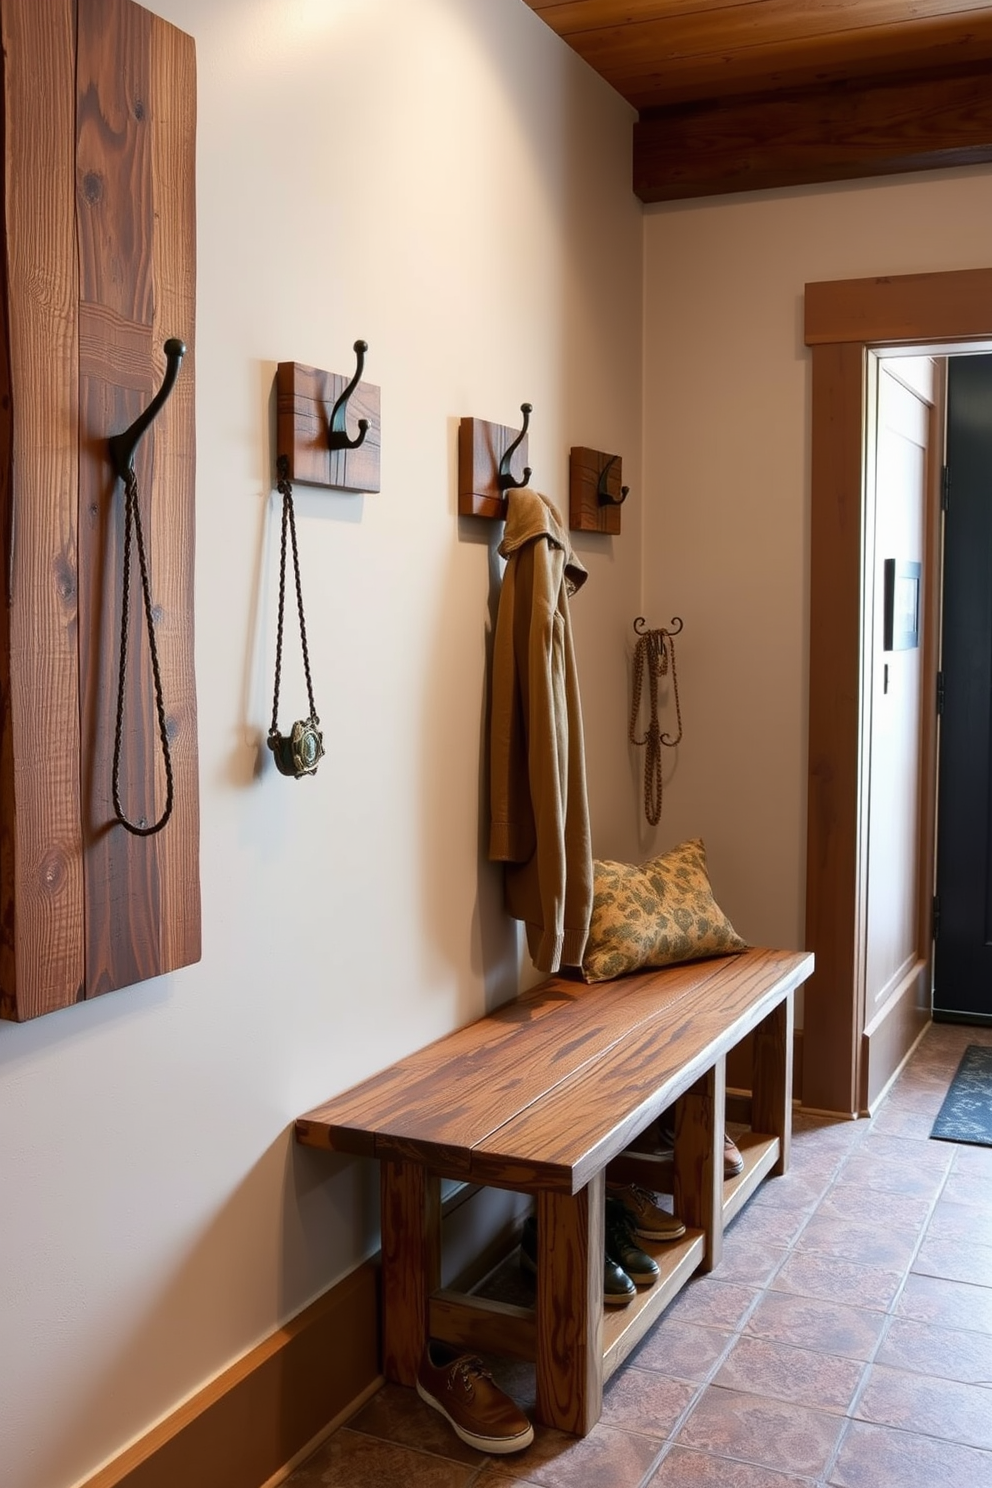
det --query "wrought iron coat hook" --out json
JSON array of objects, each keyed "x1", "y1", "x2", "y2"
[
  {"x1": 598, "y1": 454, "x2": 629, "y2": 506},
  {"x1": 327, "y1": 339, "x2": 370, "y2": 452},
  {"x1": 498, "y1": 403, "x2": 532, "y2": 491},
  {"x1": 109, "y1": 337, "x2": 186, "y2": 480},
  {"x1": 107, "y1": 336, "x2": 186, "y2": 838}
]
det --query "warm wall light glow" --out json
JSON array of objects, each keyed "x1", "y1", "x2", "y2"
[{"x1": 225, "y1": 0, "x2": 369, "y2": 70}]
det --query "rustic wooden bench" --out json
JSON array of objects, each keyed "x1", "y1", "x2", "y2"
[{"x1": 295, "y1": 945, "x2": 813, "y2": 1437}]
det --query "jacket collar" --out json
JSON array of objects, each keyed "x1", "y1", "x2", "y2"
[{"x1": 498, "y1": 487, "x2": 588, "y2": 595}]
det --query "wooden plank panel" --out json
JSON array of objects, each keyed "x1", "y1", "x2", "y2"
[
  {"x1": 535, "y1": 1173, "x2": 604, "y2": 1435},
  {"x1": 526, "y1": 0, "x2": 992, "y2": 35},
  {"x1": 428, "y1": 1292, "x2": 537, "y2": 1361},
  {"x1": 276, "y1": 360, "x2": 381, "y2": 493},
  {"x1": 76, "y1": 0, "x2": 199, "y2": 996},
  {"x1": 634, "y1": 66, "x2": 992, "y2": 203},
  {"x1": 751, "y1": 992, "x2": 794, "y2": 1174},
  {"x1": 534, "y1": 6, "x2": 992, "y2": 108},
  {"x1": 0, "y1": 0, "x2": 85, "y2": 1020},
  {"x1": 806, "y1": 266, "x2": 992, "y2": 346},
  {"x1": 471, "y1": 951, "x2": 811, "y2": 1190},
  {"x1": 673, "y1": 1062, "x2": 724, "y2": 1273},
  {"x1": 380, "y1": 1160, "x2": 440, "y2": 1387},
  {"x1": 146, "y1": 6, "x2": 199, "y2": 978},
  {"x1": 601, "y1": 1231, "x2": 704, "y2": 1379},
  {"x1": 803, "y1": 343, "x2": 866, "y2": 1117},
  {"x1": 295, "y1": 957, "x2": 733, "y2": 1155}
]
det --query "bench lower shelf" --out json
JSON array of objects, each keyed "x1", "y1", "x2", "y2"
[{"x1": 429, "y1": 1131, "x2": 781, "y2": 1386}]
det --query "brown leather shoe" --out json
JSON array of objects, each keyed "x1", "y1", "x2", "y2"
[{"x1": 416, "y1": 1341, "x2": 534, "y2": 1454}]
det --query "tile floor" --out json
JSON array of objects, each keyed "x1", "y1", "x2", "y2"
[{"x1": 287, "y1": 1021, "x2": 992, "y2": 1488}]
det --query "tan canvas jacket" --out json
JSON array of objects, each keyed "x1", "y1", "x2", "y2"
[{"x1": 488, "y1": 488, "x2": 593, "y2": 973}]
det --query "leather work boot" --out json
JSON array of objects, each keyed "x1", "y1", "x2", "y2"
[
  {"x1": 605, "y1": 1196, "x2": 660, "y2": 1286},
  {"x1": 417, "y1": 1341, "x2": 534, "y2": 1453}
]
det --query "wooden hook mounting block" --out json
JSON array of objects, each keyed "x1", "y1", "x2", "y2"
[
  {"x1": 569, "y1": 447, "x2": 626, "y2": 534},
  {"x1": 458, "y1": 413, "x2": 531, "y2": 519},
  {"x1": 277, "y1": 359, "x2": 381, "y2": 493}
]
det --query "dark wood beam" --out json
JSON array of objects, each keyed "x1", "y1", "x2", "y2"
[{"x1": 634, "y1": 64, "x2": 992, "y2": 202}]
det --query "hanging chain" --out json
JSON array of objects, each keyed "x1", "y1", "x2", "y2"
[
  {"x1": 628, "y1": 619, "x2": 683, "y2": 826},
  {"x1": 112, "y1": 468, "x2": 174, "y2": 836},
  {"x1": 268, "y1": 456, "x2": 324, "y2": 778}
]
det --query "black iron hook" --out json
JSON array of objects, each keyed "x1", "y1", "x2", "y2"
[
  {"x1": 328, "y1": 340, "x2": 369, "y2": 452},
  {"x1": 109, "y1": 338, "x2": 186, "y2": 481},
  {"x1": 633, "y1": 615, "x2": 683, "y2": 637},
  {"x1": 598, "y1": 454, "x2": 629, "y2": 506},
  {"x1": 498, "y1": 403, "x2": 532, "y2": 491}
]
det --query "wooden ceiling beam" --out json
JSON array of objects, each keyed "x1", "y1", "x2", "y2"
[
  {"x1": 633, "y1": 63, "x2": 992, "y2": 201},
  {"x1": 523, "y1": 2, "x2": 992, "y2": 109},
  {"x1": 598, "y1": 17, "x2": 992, "y2": 109}
]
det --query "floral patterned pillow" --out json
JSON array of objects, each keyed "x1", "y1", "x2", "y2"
[{"x1": 581, "y1": 838, "x2": 748, "y2": 983}]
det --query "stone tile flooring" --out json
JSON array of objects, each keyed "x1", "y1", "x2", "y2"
[{"x1": 287, "y1": 1021, "x2": 992, "y2": 1487}]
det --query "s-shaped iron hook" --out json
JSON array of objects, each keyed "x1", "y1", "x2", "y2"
[{"x1": 328, "y1": 339, "x2": 370, "y2": 452}]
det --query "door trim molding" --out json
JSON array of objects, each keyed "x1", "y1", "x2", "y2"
[{"x1": 802, "y1": 266, "x2": 992, "y2": 1115}]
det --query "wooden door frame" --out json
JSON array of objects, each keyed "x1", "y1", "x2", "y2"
[{"x1": 802, "y1": 267, "x2": 992, "y2": 1116}]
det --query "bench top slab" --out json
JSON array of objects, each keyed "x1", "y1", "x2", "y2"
[{"x1": 295, "y1": 947, "x2": 812, "y2": 1192}]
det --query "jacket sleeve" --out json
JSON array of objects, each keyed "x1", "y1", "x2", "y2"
[
  {"x1": 521, "y1": 537, "x2": 571, "y2": 971},
  {"x1": 488, "y1": 556, "x2": 534, "y2": 864}
]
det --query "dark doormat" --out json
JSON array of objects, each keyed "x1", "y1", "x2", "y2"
[{"x1": 930, "y1": 1044, "x2": 992, "y2": 1146}]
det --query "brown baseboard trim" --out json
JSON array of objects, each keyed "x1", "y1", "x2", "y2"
[{"x1": 78, "y1": 1261, "x2": 380, "y2": 1488}]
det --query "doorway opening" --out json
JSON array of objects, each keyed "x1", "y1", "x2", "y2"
[{"x1": 802, "y1": 268, "x2": 992, "y2": 1117}]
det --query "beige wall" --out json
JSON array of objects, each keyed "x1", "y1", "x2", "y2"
[
  {"x1": 641, "y1": 168, "x2": 992, "y2": 956},
  {"x1": 0, "y1": 5, "x2": 642, "y2": 1487},
  {"x1": 5, "y1": 6, "x2": 992, "y2": 1482}
]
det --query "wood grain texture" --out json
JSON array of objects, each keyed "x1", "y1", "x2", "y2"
[
  {"x1": 536, "y1": 1173, "x2": 604, "y2": 1436},
  {"x1": 720, "y1": 1133, "x2": 781, "y2": 1227},
  {"x1": 634, "y1": 65, "x2": 992, "y2": 202},
  {"x1": 457, "y1": 416, "x2": 528, "y2": 519},
  {"x1": 0, "y1": 0, "x2": 198, "y2": 1018},
  {"x1": 0, "y1": 0, "x2": 85, "y2": 1019},
  {"x1": 672, "y1": 1062, "x2": 724, "y2": 1273},
  {"x1": 300, "y1": 949, "x2": 804, "y2": 1439},
  {"x1": 752, "y1": 994, "x2": 794, "y2": 1175},
  {"x1": 298, "y1": 949, "x2": 810, "y2": 1193},
  {"x1": 276, "y1": 360, "x2": 381, "y2": 492},
  {"x1": 380, "y1": 1160, "x2": 440, "y2": 1387},
  {"x1": 523, "y1": 1, "x2": 992, "y2": 108},
  {"x1": 803, "y1": 343, "x2": 866, "y2": 1117},
  {"x1": 296, "y1": 956, "x2": 733, "y2": 1162},
  {"x1": 470, "y1": 953, "x2": 807, "y2": 1191},
  {"x1": 429, "y1": 1291, "x2": 536, "y2": 1361},
  {"x1": 75, "y1": 0, "x2": 199, "y2": 999},
  {"x1": 568, "y1": 446, "x2": 623, "y2": 535},
  {"x1": 806, "y1": 266, "x2": 992, "y2": 346}
]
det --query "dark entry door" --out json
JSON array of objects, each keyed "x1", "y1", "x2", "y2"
[{"x1": 934, "y1": 354, "x2": 992, "y2": 1021}]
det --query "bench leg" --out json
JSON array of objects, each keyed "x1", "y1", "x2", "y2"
[
  {"x1": 752, "y1": 990, "x2": 794, "y2": 1177},
  {"x1": 535, "y1": 1171, "x2": 604, "y2": 1436},
  {"x1": 380, "y1": 1159, "x2": 440, "y2": 1386},
  {"x1": 673, "y1": 1058, "x2": 725, "y2": 1274}
]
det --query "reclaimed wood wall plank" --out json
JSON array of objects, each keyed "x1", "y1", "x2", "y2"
[
  {"x1": 0, "y1": 0, "x2": 85, "y2": 1019},
  {"x1": 0, "y1": 0, "x2": 198, "y2": 1019},
  {"x1": 76, "y1": 0, "x2": 199, "y2": 997}
]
